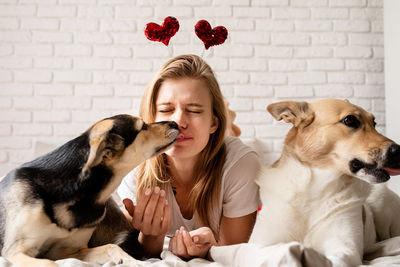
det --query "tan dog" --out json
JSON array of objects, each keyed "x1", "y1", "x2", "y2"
[{"x1": 249, "y1": 99, "x2": 400, "y2": 267}]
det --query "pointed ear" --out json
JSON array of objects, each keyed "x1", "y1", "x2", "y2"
[
  {"x1": 82, "y1": 133, "x2": 125, "y2": 172},
  {"x1": 267, "y1": 101, "x2": 314, "y2": 128}
]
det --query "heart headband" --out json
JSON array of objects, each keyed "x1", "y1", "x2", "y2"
[{"x1": 144, "y1": 17, "x2": 228, "y2": 50}]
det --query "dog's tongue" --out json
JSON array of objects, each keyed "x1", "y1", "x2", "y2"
[{"x1": 383, "y1": 168, "x2": 400, "y2": 176}]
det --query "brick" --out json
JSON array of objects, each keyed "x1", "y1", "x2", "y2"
[
  {"x1": 272, "y1": 8, "x2": 310, "y2": 19},
  {"x1": 75, "y1": 33, "x2": 112, "y2": 44},
  {"x1": 312, "y1": 8, "x2": 348, "y2": 19},
  {"x1": 213, "y1": 0, "x2": 250, "y2": 5},
  {"x1": 346, "y1": 59, "x2": 383, "y2": 72},
  {"x1": 0, "y1": 124, "x2": 11, "y2": 136},
  {"x1": 114, "y1": 85, "x2": 144, "y2": 97},
  {"x1": 288, "y1": 72, "x2": 326, "y2": 85},
  {"x1": 269, "y1": 60, "x2": 307, "y2": 71},
  {"x1": 54, "y1": 123, "x2": 90, "y2": 136},
  {"x1": 0, "y1": 44, "x2": 12, "y2": 56},
  {"x1": 225, "y1": 98, "x2": 253, "y2": 111},
  {"x1": 256, "y1": 20, "x2": 294, "y2": 32},
  {"x1": 38, "y1": 6, "x2": 76, "y2": 17},
  {"x1": 0, "y1": 57, "x2": 32, "y2": 69},
  {"x1": 373, "y1": 47, "x2": 384, "y2": 58},
  {"x1": 218, "y1": 71, "x2": 249, "y2": 84},
  {"x1": 0, "y1": 31, "x2": 31, "y2": 43},
  {"x1": 0, "y1": 111, "x2": 31, "y2": 122},
  {"x1": 53, "y1": 97, "x2": 91, "y2": 109},
  {"x1": 61, "y1": 19, "x2": 98, "y2": 31},
  {"x1": 255, "y1": 124, "x2": 291, "y2": 138},
  {"x1": 9, "y1": 150, "x2": 35, "y2": 164},
  {"x1": 366, "y1": 73, "x2": 384, "y2": 85},
  {"x1": 33, "y1": 32, "x2": 72, "y2": 43},
  {"x1": 0, "y1": 18, "x2": 19, "y2": 29},
  {"x1": 252, "y1": 0, "x2": 288, "y2": 6},
  {"x1": 336, "y1": 47, "x2": 372, "y2": 58},
  {"x1": 14, "y1": 97, "x2": 52, "y2": 110},
  {"x1": 231, "y1": 32, "x2": 270, "y2": 44},
  {"x1": 372, "y1": 99, "x2": 385, "y2": 112},
  {"x1": 216, "y1": 18, "x2": 254, "y2": 31},
  {"x1": 0, "y1": 137, "x2": 31, "y2": 149},
  {"x1": 74, "y1": 57, "x2": 112, "y2": 70},
  {"x1": 21, "y1": 18, "x2": 59, "y2": 30},
  {"x1": 308, "y1": 59, "x2": 344, "y2": 71},
  {"x1": 133, "y1": 46, "x2": 169, "y2": 58},
  {"x1": 275, "y1": 86, "x2": 314, "y2": 98},
  {"x1": 34, "y1": 111, "x2": 70, "y2": 122},
  {"x1": 253, "y1": 98, "x2": 275, "y2": 110},
  {"x1": 230, "y1": 58, "x2": 267, "y2": 71},
  {"x1": 204, "y1": 58, "x2": 228, "y2": 71},
  {"x1": 35, "y1": 58, "x2": 72, "y2": 69},
  {"x1": 236, "y1": 111, "x2": 272, "y2": 124},
  {"x1": 54, "y1": 71, "x2": 92, "y2": 83},
  {"x1": 234, "y1": 85, "x2": 273, "y2": 97},
  {"x1": 72, "y1": 110, "x2": 115, "y2": 122},
  {"x1": 350, "y1": 33, "x2": 383, "y2": 46},
  {"x1": 15, "y1": 44, "x2": 53, "y2": 56},
  {"x1": 371, "y1": 21, "x2": 383, "y2": 33},
  {"x1": 15, "y1": 70, "x2": 52, "y2": 83},
  {"x1": 272, "y1": 33, "x2": 310, "y2": 46},
  {"x1": 0, "y1": 151, "x2": 7, "y2": 162},
  {"x1": 233, "y1": 7, "x2": 270, "y2": 17},
  {"x1": 195, "y1": 7, "x2": 232, "y2": 17},
  {"x1": 334, "y1": 20, "x2": 370, "y2": 32},
  {"x1": 78, "y1": 6, "x2": 114, "y2": 18},
  {"x1": 0, "y1": 5, "x2": 35, "y2": 16},
  {"x1": 291, "y1": 0, "x2": 327, "y2": 6},
  {"x1": 328, "y1": 72, "x2": 365, "y2": 84},
  {"x1": 311, "y1": 33, "x2": 347, "y2": 46},
  {"x1": 351, "y1": 8, "x2": 382, "y2": 20},
  {"x1": 250, "y1": 73, "x2": 287, "y2": 85},
  {"x1": 0, "y1": 97, "x2": 11, "y2": 109},
  {"x1": 100, "y1": 20, "x2": 137, "y2": 32},
  {"x1": 93, "y1": 98, "x2": 131, "y2": 110},
  {"x1": 13, "y1": 124, "x2": 52, "y2": 136},
  {"x1": 354, "y1": 85, "x2": 384, "y2": 98},
  {"x1": 116, "y1": 6, "x2": 153, "y2": 18},
  {"x1": 314, "y1": 84, "x2": 353, "y2": 97},
  {"x1": 94, "y1": 46, "x2": 131, "y2": 57},
  {"x1": 34, "y1": 84, "x2": 73, "y2": 96},
  {"x1": 0, "y1": 84, "x2": 33, "y2": 96},
  {"x1": 255, "y1": 46, "x2": 292, "y2": 58},
  {"x1": 75, "y1": 84, "x2": 113, "y2": 96},
  {"x1": 295, "y1": 21, "x2": 332, "y2": 32},
  {"x1": 330, "y1": 0, "x2": 366, "y2": 7},
  {"x1": 215, "y1": 44, "x2": 253, "y2": 57},
  {"x1": 155, "y1": 6, "x2": 193, "y2": 18},
  {"x1": 94, "y1": 72, "x2": 129, "y2": 83},
  {"x1": 137, "y1": 0, "x2": 172, "y2": 5},
  {"x1": 55, "y1": 44, "x2": 91, "y2": 56},
  {"x1": 129, "y1": 72, "x2": 154, "y2": 85}
]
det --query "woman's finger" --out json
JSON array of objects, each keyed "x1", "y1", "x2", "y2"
[
  {"x1": 141, "y1": 187, "x2": 161, "y2": 233},
  {"x1": 122, "y1": 198, "x2": 135, "y2": 217},
  {"x1": 176, "y1": 230, "x2": 188, "y2": 258},
  {"x1": 152, "y1": 189, "x2": 166, "y2": 228},
  {"x1": 161, "y1": 199, "x2": 170, "y2": 234},
  {"x1": 132, "y1": 188, "x2": 152, "y2": 228}
]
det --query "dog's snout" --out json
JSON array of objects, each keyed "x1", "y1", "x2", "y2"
[
  {"x1": 168, "y1": 121, "x2": 179, "y2": 130},
  {"x1": 387, "y1": 144, "x2": 400, "y2": 159}
]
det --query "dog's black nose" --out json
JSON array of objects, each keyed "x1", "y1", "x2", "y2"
[
  {"x1": 168, "y1": 121, "x2": 179, "y2": 129},
  {"x1": 387, "y1": 144, "x2": 400, "y2": 159}
]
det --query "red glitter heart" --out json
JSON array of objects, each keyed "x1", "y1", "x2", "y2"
[
  {"x1": 195, "y1": 20, "x2": 228, "y2": 50},
  {"x1": 144, "y1": 16, "x2": 180, "y2": 46}
]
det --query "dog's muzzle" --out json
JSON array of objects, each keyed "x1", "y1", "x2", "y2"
[{"x1": 349, "y1": 143, "x2": 400, "y2": 183}]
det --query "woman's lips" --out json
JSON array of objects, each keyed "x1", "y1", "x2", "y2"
[{"x1": 176, "y1": 133, "x2": 191, "y2": 142}]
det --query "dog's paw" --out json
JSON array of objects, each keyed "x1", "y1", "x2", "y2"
[{"x1": 105, "y1": 244, "x2": 144, "y2": 265}]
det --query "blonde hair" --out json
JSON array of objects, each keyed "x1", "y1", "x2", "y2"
[{"x1": 136, "y1": 54, "x2": 227, "y2": 235}]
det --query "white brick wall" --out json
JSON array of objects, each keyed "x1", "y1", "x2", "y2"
[{"x1": 0, "y1": 0, "x2": 384, "y2": 174}]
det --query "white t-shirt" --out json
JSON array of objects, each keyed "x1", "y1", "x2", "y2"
[{"x1": 117, "y1": 136, "x2": 261, "y2": 237}]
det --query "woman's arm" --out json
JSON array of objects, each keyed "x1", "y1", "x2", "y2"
[{"x1": 218, "y1": 212, "x2": 257, "y2": 245}]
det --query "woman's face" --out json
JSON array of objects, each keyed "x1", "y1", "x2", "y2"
[{"x1": 155, "y1": 77, "x2": 218, "y2": 160}]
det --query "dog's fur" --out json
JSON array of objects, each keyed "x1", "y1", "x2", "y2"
[
  {"x1": 249, "y1": 99, "x2": 400, "y2": 267},
  {"x1": 0, "y1": 114, "x2": 179, "y2": 267}
]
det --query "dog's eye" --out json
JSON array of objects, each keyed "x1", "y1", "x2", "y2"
[{"x1": 341, "y1": 115, "x2": 360, "y2": 129}]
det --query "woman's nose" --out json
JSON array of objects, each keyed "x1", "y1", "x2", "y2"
[{"x1": 172, "y1": 109, "x2": 188, "y2": 129}]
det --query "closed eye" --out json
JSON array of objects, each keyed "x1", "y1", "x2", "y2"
[{"x1": 341, "y1": 115, "x2": 361, "y2": 129}]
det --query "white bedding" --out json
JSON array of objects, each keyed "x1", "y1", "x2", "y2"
[{"x1": 1, "y1": 237, "x2": 400, "y2": 267}]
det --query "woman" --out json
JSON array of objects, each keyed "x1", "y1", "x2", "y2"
[{"x1": 118, "y1": 54, "x2": 260, "y2": 259}]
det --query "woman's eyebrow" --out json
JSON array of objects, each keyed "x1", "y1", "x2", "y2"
[{"x1": 186, "y1": 103, "x2": 203, "y2": 108}]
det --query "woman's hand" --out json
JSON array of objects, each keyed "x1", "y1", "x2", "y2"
[
  {"x1": 168, "y1": 226, "x2": 217, "y2": 259},
  {"x1": 122, "y1": 186, "x2": 170, "y2": 256}
]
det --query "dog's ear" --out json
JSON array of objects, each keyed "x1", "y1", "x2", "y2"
[
  {"x1": 267, "y1": 101, "x2": 314, "y2": 128},
  {"x1": 83, "y1": 133, "x2": 125, "y2": 172}
]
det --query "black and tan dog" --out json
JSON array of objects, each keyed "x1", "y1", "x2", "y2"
[{"x1": 0, "y1": 114, "x2": 179, "y2": 266}]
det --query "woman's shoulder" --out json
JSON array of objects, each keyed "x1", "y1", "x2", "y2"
[{"x1": 223, "y1": 136, "x2": 260, "y2": 173}]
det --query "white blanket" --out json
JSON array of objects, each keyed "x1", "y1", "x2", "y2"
[{"x1": 1, "y1": 237, "x2": 400, "y2": 267}]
